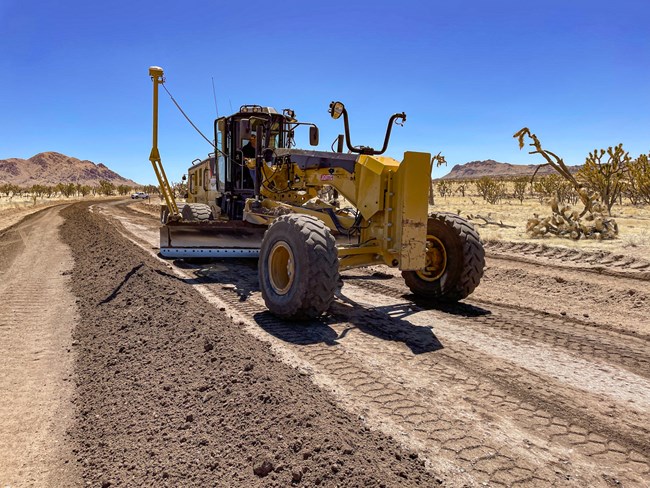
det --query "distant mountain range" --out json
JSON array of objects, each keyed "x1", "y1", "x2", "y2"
[
  {"x1": 1, "y1": 153, "x2": 580, "y2": 186},
  {"x1": 0, "y1": 152, "x2": 139, "y2": 187},
  {"x1": 440, "y1": 159, "x2": 581, "y2": 180}
]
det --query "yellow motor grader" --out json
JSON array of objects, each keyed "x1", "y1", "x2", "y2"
[{"x1": 148, "y1": 66, "x2": 484, "y2": 319}]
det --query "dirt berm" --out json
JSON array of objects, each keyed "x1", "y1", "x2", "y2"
[{"x1": 60, "y1": 203, "x2": 442, "y2": 487}]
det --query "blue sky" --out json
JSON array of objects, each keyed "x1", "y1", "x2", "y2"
[{"x1": 1, "y1": 0, "x2": 649, "y2": 184}]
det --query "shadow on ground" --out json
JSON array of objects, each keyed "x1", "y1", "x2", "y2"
[{"x1": 168, "y1": 258, "x2": 494, "y2": 355}]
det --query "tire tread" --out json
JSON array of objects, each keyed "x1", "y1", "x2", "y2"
[
  {"x1": 403, "y1": 212, "x2": 485, "y2": 301},
  {"x1": 259, "y1": 214, "x2": 339, "y2": 319}
]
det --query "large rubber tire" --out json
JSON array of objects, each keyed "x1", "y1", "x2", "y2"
[
  {"x1": 259, "y1": 214, "x2": 339, "y2": 320},
  {"x1": 181, "y1": 203, "x2": 213, "y2": 221},
  {"x1": 402, "y1": 212, "x2": 484, "y2": 302}
]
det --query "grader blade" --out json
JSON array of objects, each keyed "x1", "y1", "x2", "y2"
[{"x1": 159, "y1": 221, "x2": 266, "y2": 258}]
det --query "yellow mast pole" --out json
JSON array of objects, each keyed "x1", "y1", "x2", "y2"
[{"x1": 148, "y1": 66, "x2": 179, "y2": 216}]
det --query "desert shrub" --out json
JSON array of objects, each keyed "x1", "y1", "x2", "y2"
[
  {"x1": 29, "y1": 184, "x2": 52, "y2": 198},
  {"x1": 117, "y1": 185, "x2": 132, "y2": 196},
  {"x1": 0, "y1": 183, "x2": 22, "y2": 197},
  {"x1": 532, "y1": 174, "x2": 577, "y2": 204},
  {"x1": 625, "y1": 153, "x2": 650, "y2": 205},
  {"x1": 142, "y1": 184, "x2": 160, "y2": 196},
  {"x1": 576, "y1": 144, "x2": 629, "y2": 214},
  {"x1": 98, "y1": 180, "x2": 116, "y2": 196},
  {"x1": 512, "y1": 177, "x2": 529, "y2": 204},
  {"x1": 54, "y1": 182, "x2": 76, "y2": 197},
  {"x1": 437, "y1": 180, "x2": 452, "y2": 198},
  {"x1": 172, "y1": 181, "x2": 188, "y2": 199},
  {"x1": 475, "y1": 176, "x2": 507, "y2": 204}
]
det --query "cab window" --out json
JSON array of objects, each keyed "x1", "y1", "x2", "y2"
[
  {"x1": 203, "y1": 168, "x2": 210, "y2": 191},
  {"x1": 217, "y1": 153, "x2": 226, "y2": 190}
]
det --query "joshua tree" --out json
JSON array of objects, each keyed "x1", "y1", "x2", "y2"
[{"x1": 514, "y1": 128, "x2": 617, "y2": 239}]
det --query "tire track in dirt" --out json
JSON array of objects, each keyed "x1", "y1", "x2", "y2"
[
  {"x1": 62, "y1": 203, "x2": 442, "y2": 487},
  {"x1": 189, "y1": 268, "x2": 650, "y2": 487},
  {"x1": 356, "y1": 251, "x2": 649, "y2": 339},
  {"x1": 477, "y1": 260, "x2": 649, "y2": 336},
  {"x1": 0, "y1": 207, "x2": 78, "y2": 487},
  {"x1": 483, "y1": 240, "x2": 650, "y2": 281},
  {"x1": 99, "y1": 200, "x2": 650, "y2": 487},
  {"x1": 344, "y1": 276, "x2": 650, "y2": 379},
  {"x1": 337, "y1": 282, "x2": 650, "y2": 442}
]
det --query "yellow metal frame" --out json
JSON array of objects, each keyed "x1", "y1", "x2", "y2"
[
  {"x1": 250, "y1": 151, "x2": 432, "y2": 271},
  {"x1": 153, "y1": 68, "x2": 433, "y2": 273},
  {"x1": 148, "y1": 66, "x2": 179, "y2": 217}
]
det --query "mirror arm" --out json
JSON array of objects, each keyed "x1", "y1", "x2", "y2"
[
  {"x1": 340, "y1": 108, "x2": 359, "y2": 153},
  {"x1": 376, "y1": 112, "x2": 406, "y2": 155}
]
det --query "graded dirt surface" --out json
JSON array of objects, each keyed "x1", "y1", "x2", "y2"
[
  {"x1": 2, "y1": 199, "x2": 649, "y2": 487},
  {"x1": 91, "y1": 200, "x2": 650, "y2": 487},
  {"x1": 0, "y1": 207, "x2": 78, "y2": 486},
  {"x1": 58, "y1": 203, "x2": 438, "y2": 487}
]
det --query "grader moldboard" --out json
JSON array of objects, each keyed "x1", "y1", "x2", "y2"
[{"x1": 148, "y1": 66, "x2": 485, "y2": 319}]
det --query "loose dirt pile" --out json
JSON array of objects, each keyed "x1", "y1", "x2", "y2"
[{"x1": 59, "y1": 203, "x2": 441, "y2": 487}]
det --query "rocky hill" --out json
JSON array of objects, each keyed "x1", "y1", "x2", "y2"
[
  {"x1": 0, "y1": 152, "x2": 139, "y2": 187},
  {"x1": 440, "y1": 159, "x2": 580, "y2": 180}
]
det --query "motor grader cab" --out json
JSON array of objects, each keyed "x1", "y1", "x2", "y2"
[
  {"x1": 178, "y1": 106, "x2": 319, "y2": 219},
  {"x1": 149, "y1": 66, "x2": 485, "y2": 319}
]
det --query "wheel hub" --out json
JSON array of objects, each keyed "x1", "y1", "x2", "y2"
[
  {"x1": 416, "y1": 234, "x2": 446, "y2": 282},
  {"x1": 268, "y1": 241, "x2": 295, "y2": 295}
]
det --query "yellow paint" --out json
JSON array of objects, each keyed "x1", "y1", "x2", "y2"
[
  {"x1": 148, "y1": 66, "x2": 179, "y2": 216},
  {"x1": 393, "y1": 152, "x2": 431, "y2": 270},
  {"x1": 255, "y1": 151, "x2": 430, "y2": 270}
]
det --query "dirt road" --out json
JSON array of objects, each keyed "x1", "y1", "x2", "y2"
[
  {"x1": 0, "y1": 207, "x2": 78, "y2": 486},
  {"x1": 2, "y1": 200, "x2": 649, "y2": 487},
  {"x1": 99, "y1": 200, "x2": 650, "y2": 487}
]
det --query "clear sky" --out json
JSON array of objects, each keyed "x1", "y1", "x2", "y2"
[{"x1": 1, "y1": 0, "x2": 649, "y2": 184}]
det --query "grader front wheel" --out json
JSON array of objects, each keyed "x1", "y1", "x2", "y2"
[
  {"x1": 259, "y1": 214, "x2": 339, "y2": 320},
  {"x1": 402, "y1": 212, "x2": 484, "y2": 302},
  {"x1": 267, "y1": 241, "x2": 296, "y2": 295}
]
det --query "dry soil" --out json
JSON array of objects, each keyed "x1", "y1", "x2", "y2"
[{"x1": 1, "y1": 200, "x2": 649, "y2": 487}]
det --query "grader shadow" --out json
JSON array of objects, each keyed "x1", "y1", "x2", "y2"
[
  {"x1": 331, "y1": 296, "x2": 444, "y2": 355},
  {"x1": 170, "y1": 258, "x2": 491, "y2": 355},
  {"x1": 174, "y1": 257, "x2": 259, "y2": 301}
]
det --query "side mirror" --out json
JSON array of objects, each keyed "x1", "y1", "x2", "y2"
[
  {"x1": 309, "y1": 125, "x2": 319, "y2": 146},
  {"x1": 238, "y1": 119, "x2": 251, "y2": 139},
  {"x1": 329, "y1": 101, "x2": 345, "y2": 120},
  {"x1": 182, "y1": 174, "x2": 187, "y2": 181}
]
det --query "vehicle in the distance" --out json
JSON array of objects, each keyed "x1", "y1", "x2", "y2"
[{"x1": 131, "y1": 192, "x2": 149, "y2": 199}]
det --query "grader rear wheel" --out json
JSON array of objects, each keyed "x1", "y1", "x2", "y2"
[
  {"x1": 402, "y1": 212, "x2": 484, "y2": 302},
  {"x1": 415, "y1": 235, "x2": 447, "y2": 282},
  {"x1": 259, "y1": 214, "x2": 339, "y2": 320}
]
